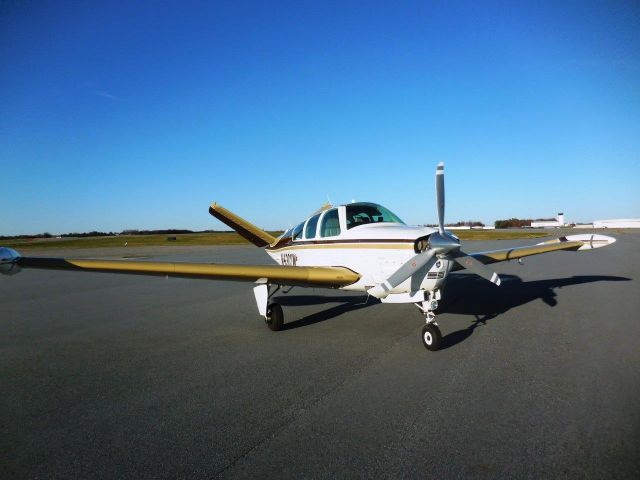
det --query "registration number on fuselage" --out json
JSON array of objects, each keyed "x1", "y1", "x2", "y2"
[{"x1": 280, "y1": 253, "x2": 298, "y2": 266}]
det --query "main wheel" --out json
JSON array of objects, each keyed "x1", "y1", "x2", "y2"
[
  {"x1": 266, "y1": 303, "x2": 284, "y2": 331},
  {"x1": 421, "y1": 323, "x2": 442, "y2": 351}
]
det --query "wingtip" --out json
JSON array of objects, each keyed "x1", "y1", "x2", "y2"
[
  {"x1": 209, "y1": 202, "x2": 222, "y2": 214},
  {"x1": 564, "y1": 234, "x2": 617, "y2": 250}
]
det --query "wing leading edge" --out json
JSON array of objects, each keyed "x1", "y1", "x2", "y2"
[
  {"x1": 209, "y1": 203, "x2": 276, "y2": 247},
  {"x1": 453, "y1": 234, "x2": 616, "y2": 270},
  {"x1": 3, "y1": 252, "x2": 359, "y2": 288}
]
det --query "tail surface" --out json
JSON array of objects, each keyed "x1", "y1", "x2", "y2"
[{"x1": 209, "y1": 203, "x2": 276, "y2": 247}]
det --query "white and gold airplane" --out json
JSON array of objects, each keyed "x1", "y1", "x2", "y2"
[{"x1": 0, "y1": 163, "x2": 616, "y2": 350}]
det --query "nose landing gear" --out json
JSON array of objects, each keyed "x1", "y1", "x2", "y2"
[{"x1": 416, "y1": 291, "x2": 442, "y2": 351}]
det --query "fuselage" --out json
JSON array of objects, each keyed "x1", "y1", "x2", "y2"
[{"x1": 265, "y1": 202, "x2": 451, "y2": 295}]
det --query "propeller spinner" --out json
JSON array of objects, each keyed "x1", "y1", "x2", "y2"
[{"x1": 368, "y1": 162, "x2": 501, "y2": 300}]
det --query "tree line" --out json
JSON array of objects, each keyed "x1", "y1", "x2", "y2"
[
  {"x1": 493, "y1": 217, "x2": 557, "y2": 228},
  {"x1": 426, "y1": 220, "x2": 485, "y2": 227},
  {"x1": 0, "y1": 229, "x2": 234, "y2": 240},
  {"x1": 494, "y1": 218, "x2": 532, "y2": 228}
]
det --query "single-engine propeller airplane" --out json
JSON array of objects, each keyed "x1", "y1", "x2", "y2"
[{"x1": 1, "y1": 163, "x2": 616, "y2": 350}]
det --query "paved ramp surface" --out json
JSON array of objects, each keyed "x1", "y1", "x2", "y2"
[{"x1": 2, "y1": 235, "x2": 639, "y2": 478}]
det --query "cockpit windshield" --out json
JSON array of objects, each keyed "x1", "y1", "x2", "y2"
[{"x1": 345, "y1": 202, "x2": 405, "y2": 229}]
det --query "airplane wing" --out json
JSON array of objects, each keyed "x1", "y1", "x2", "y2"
[
  {"x1": 0, "y1": 249, "x2": 360, "y2": 288},
  {"x1": 453, "y1": 234, "x2": 616, "y2": 270},
  {"x1": 209, "y1": 203, "x2": 276, "y2": 247}
]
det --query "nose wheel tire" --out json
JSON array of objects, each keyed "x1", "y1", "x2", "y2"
[
  {"x1": 422, "y1": 323, "x2": 442, "y2": 351},
  {"x1": 266, "y1": 303, "x2": 284, "y2": 331}
]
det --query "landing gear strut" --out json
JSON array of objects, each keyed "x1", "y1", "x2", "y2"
[{"x1": 415, "y1": 291, "x2": 442, "y2": 351}]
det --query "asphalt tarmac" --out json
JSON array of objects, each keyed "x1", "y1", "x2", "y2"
[{"x1": 2, "y1": 234, "x2": 639, "y2": 478}]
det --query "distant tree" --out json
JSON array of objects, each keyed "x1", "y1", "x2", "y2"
[
  {"x1": 60, "y1": 231, "x2": 114, "y2": 238},
  {"x1": 447, "y1": 220, "x2": 485, "y2": 227},
  {"x1": 494, "y1": 218, "x2": 533, "y2": 228},
  {"x1": 120, "y1": 229, "x2": 194, "y2": 235}
]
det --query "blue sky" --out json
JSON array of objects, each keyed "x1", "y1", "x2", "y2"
[{"x1": 1, "y1": 0, "x2": 639, "y2": 235}]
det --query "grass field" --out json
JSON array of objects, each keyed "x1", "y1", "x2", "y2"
[
  {"x1": 3, "y1": 232, "x2": 281, "y2": 250},
  {"x1": 3, "y1": 229, "x2": 553, "y2": 251}
]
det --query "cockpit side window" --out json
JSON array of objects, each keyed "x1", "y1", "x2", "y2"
[
  {"x1": 305, "y1": 213, "x2": 321, "y2": 239},
  {"x1": 320, "y1": 209, "x2": 341, "y2": 237},
  {"x1": 292, "y1": 222, "x2": 304, "y2": 241},
  {"x1": 345, "y1": 203, "x2": 405, "y2": 229}
]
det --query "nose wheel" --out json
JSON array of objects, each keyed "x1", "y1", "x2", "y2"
[
  {"x1": 421, "y1": 323, "x2": 442, "y2": 351},
  {"x1": 415, "y1": 295, "x2": 443, "y2": 351}
]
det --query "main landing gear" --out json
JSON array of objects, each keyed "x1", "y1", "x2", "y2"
[
  {"x1": 266, "y1": 302, "x2": 284, "y2": 331},
  {"x1": 416, "y1": 291, "x2": 442, "y2": 351},
  {"x1": 254, "y1": 284, "x2": 289, "y2": 331}
]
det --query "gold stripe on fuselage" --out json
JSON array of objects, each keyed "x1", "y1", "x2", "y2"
[{"x1": 266, "y1": 242, "x2": 414, "y2": 252}]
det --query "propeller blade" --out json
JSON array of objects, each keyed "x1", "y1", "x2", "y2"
[
  {"x1": 368, "y1": 249, "x2": 437, "y2": 299},
  {"x1": 436, "y1": 162, "x2": 445, "y2": 234},
  {"x1": 452, "y1": 251, "x2": 501, "y2": 286}
]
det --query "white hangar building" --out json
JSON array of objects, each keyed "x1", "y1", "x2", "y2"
[
  {"x1": 593, "y1": 219, "x2": 640, "y2": 228},
  {"x1": 531, "y1": 213, "x2": 565, "y2": 228}
]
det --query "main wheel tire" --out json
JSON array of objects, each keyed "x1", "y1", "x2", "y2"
[
  {"x1": 421, "y1": 323, "x2": 442, "y2": 351},
  {"x1": 266, "y1": 303, "x2": 284, "y2": 331}
]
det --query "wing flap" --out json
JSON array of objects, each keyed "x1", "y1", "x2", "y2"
[{"x1": 16, "y1": 256, "x2": 359, "y2": 288}]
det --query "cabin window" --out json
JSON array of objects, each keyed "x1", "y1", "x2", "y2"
[
  {"x1": 292, "y1": 222, "x2": 304, "y2": 240},
  {"x1": 305, "y1": 213, "x2": 321, "y2": 239},
  {"x1": 345, "y1": 202, "x2": 405, "y2": 229},
  {"x1": 320, "y1": 209, "x2": 341, "y2": 237}
]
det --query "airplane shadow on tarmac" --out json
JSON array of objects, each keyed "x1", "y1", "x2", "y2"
[
  {"x1": 437, "y1": 273, "x2": 631, "y2": 349},
  {"x1": 275, "y1": 295, "x2": 374, "y2": 330},
  {"x1": 274, "y1": 275, "x2": 631, "y2": 346}
]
